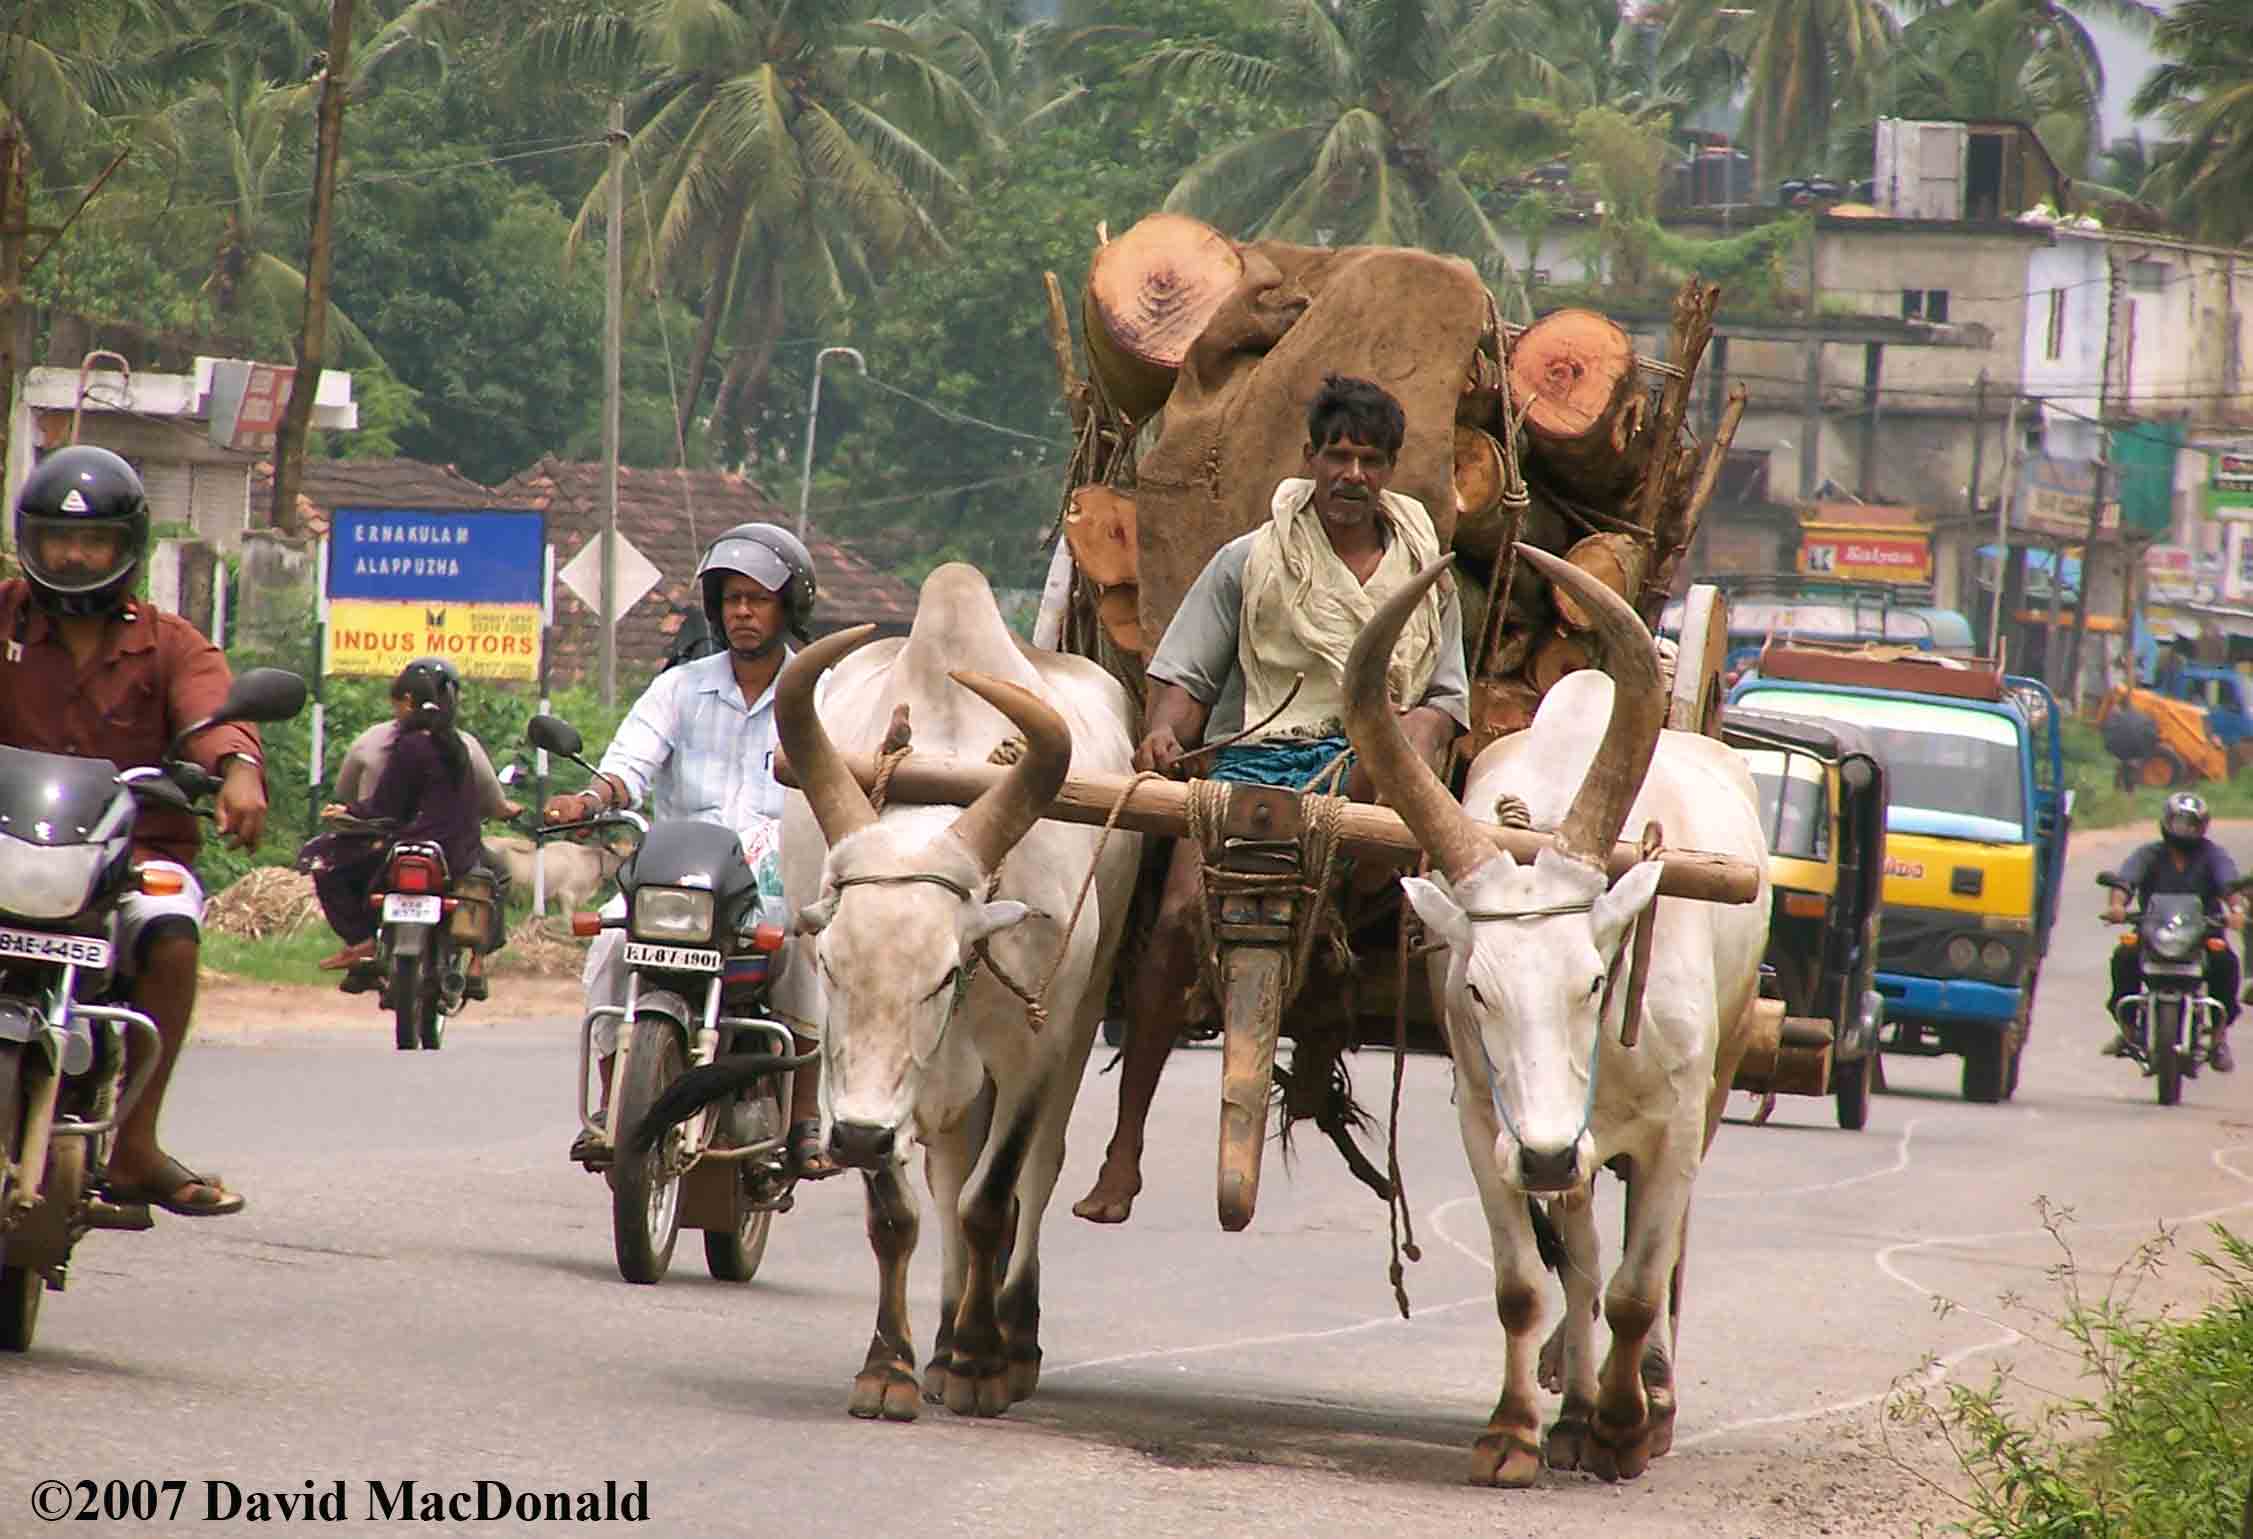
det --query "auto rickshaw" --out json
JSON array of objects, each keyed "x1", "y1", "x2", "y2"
[{"x1": 1721, "y1": 708, "x2": 1889, "y2": 1130}]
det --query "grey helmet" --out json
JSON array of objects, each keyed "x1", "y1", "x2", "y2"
[
  {"x1": 2161, "y1": 790, "x2": 2210, "y2": 850},
  {"x1": 696, "y1": 522, "x2": 818, "y2": 644}
]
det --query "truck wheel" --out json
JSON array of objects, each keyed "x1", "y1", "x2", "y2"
[
  {"x1": 2231, "y1": 742, "x2": 2253, "y2": 779},
  {"x1": 1962, "y1": 1030, "x2": 2008, "y2": 1103},
  {"x1": 2138, "y1": 751, "x2": 2186, "y2": 789}
]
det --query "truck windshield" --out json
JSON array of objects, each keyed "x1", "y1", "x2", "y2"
[
  {"x1": 1734, "y1": 688, "x2": 2026, "y2": 843},
  {"x1": 1739, "y1": 748, "x2": 1830, "y2": 860}
]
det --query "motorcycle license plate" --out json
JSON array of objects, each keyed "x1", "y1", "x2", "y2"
[
  {"x1": 382, "y1": 894, "x2": 444, "y2": 925},
  {"x1": 0, "y1": 926, "x2": 111, "y2": 970},
  {"x1": 622, "y1": 941, "x2": 722, "y2": 972}
]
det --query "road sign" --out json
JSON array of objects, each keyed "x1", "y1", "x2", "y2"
[
  {"x1": 557, "y1": 532, "x2": 661, "y2": 624},
  {"x1": 322, "y1": 509, "x2": 548, "y2": 681}
]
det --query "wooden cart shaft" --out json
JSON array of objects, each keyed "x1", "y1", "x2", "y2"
[{"x1": 775, "y1": 749, "x2": 1760, "y2": 905}]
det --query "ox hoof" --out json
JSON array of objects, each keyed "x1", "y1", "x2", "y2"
[
  {"x1": 1005, "y1": 1346, "x2": 1042, "y2": 1403},
  {"x1": 941, "y1": 1360, "x2": 1013, "y2": 1418},
  {"x1": 849, "y1": 1367, "x2": 922, "y2": 1422},
  {"x1": 1584, "y1": 1417, "x2": 1654, "y2": 1483},
  {"x1": 1543, "y1": 1416, "x2": 1592, "y2": 1473},
  {"x1": 1469, "y1": 1433, "x2": 1543, "y2": 1489}
]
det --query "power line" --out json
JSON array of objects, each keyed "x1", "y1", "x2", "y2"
[
  {"x1": 811, "y1": 463, "x2": 1055, "y2": 515},
  {"x1": 853, "y1": 371, "x2": 1059, "y2": 445}
]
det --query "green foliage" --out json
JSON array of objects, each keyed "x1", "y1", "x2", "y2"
[
  {"x1": 1886, "y1": 1205, "x2": 2253, "y2": 1539},
  {"x1": 2056, "y1": 715, "x2": 2253, "y2": 830},
  {"x1": 1640, "y1": 211, "x2": 1809, "y2": 304}
]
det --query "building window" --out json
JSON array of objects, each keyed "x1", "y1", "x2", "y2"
[
  {"x1": 1902, "y1": 288, "x2": 1951, "y2": 323},
  {"x1": 2046, "y1": 287, "x2": 2066, "y2": 360}
]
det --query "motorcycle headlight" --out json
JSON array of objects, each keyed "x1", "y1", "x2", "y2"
[
  {"x1": 0, "y1": 833, "x2": 112, "y2": 921},
  {"x1": 1945, "y1": 936, "x2": 1979, "y2": 974},
  {"x1": 2148, "y1": 915, "x2": 2200, "y2": 963},
  {"x1": 631, "y1": 886, "x2": 715, "y2": 943},
  {"x1": 1980, "y1": 940, "x2": 2014, "y2": 977}
]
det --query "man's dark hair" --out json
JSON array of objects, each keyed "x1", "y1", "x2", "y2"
[{"x1": 1305, "y1": 374, "x2": 1405, "y2": 459}]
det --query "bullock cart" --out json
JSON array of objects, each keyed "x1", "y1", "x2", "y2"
[{"x1": 817, "y1": 227, "x2": 1772, "y2": 1239}]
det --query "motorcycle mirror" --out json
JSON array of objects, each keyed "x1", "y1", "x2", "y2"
[
  {"x1": 526, "y1": 714, "x2": 584, "y2": 759},
  {"x1": 2096, "y1": 872, "x2": 2121, "y2": 889},
  {"x1": 498, "y1": 764, "x2": 521, "y2": 787},
  {"x1": 166, "y1": 667, "x2": 309, "y2": 759}
]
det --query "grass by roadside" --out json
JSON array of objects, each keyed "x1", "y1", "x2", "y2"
[
  {"x1": 2061, "y1": 718, "x2": 2253, "y2": 832},
  {"x1": 199, "y1": 927, "x2": 343, "y2": 986}
]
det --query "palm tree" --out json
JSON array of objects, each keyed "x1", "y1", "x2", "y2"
[
  {"x1": 2130, "y1": 0, "x2": 2253, "y2": 245},
  {"x1": 531, "y1": 0, "x2": 984, "y2": 461},
  {"x1": 1867, "y1": 0, "x2": 2102, "y2": 178},
  {"x1": 137, "y1": 53, "x2": 381, "y2": 361},
  {"x1": 0, "y1": 1, "x2": 173, "y2": 178},
  {"x1": 1140, "y1": 0, "x2": 1540, "y2": 285},
  {"x1": 1662, "y1": 0, "x2": 1900, "y2": 188},
  {"x1": 907, "y1": 0, "x2": 1085, "y2": 145}
]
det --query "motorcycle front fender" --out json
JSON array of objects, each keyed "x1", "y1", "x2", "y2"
[{"x1": 628, "y1": 982, "x2": 696, "y2": 1032}]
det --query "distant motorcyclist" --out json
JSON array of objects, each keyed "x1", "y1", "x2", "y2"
[{"x1": 2104, "y1": 791, "x2": 2240, "y2": 1072}]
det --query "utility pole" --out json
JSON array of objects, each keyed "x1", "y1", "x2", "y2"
[
  {"x1": 2063, "y1": 252, "x2": 2122, "y2": 708},
  {"x1": 1988, "y1": 384, "x2": 2022, "y2": 660},
  {"x1": 0, "y1": 125, "x2": 24, "y2": 512},
  {"x1": 601, "y1": 97, "x2": 623, "y2": 709},
  {"x1": 268, "y1": 0, "x2": 354, "y2": 540},
  {"x1": 1961, "y1": 371, "x2": 1987, "y2": 619},
  {"x1": 1797, "y1": 220, "x2": 1823, "y2": 501}
]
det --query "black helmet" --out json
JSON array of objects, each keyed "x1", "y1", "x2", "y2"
[
  {"x1": 697, "y1": 522, "x2": 818, "y2": 647},
  {"x1": 2161, "y1": 791, "x2": 2209, "y2": 849},
  {"x1": 13, "y1": 445, "x2": 150, "y2": 615},
  {"x1": 392, "y1": 656, "x2": 462, "y2": 716}
]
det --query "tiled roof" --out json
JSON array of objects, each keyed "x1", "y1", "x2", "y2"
[
  {"x1": 490, "y1": 456, "x2": 919, "y2": 686},
  {"x1": 249, "y1": 457, "x2": 515, "y2": 533}
]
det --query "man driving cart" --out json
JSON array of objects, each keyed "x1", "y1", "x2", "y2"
[{"x1": 1073, "y1": 374, "x2": 1468, "y2": 1224}]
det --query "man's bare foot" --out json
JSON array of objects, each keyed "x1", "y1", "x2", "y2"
[{"x1": 1072, "y1": 1154, "x2": 1142, "y2": 1224}]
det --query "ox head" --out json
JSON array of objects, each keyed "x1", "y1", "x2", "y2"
[
  {"x1": 781, "y1": 625, "x2": 1071, "y2": 1168},
  {"x1": 1344, "y1": 546, "x2": 1665, "y2": 1195}
]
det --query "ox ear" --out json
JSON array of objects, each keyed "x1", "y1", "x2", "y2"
[
  {"x1": 794, "y1": 896, "x2": 838, "y2": 936},
  {"x1": 1591, "y1": 860, "x2": 1663, "y2": 955},
  {"x1": 1401, "y1": 876, "x2": 1471, "y2": 953},
  {"x1": 962, "y1": 900, "x2": 1031, "y2": 953}
]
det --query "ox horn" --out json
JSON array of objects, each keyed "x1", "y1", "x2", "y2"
[
  {"x1": 1513, "y1": 543, "x2": 1665, "y2": 871},
  {"x1": 1343, "y1": 557, "x2": 1493, "y2": 883},
  {"x1": 777, "y1": 624, "x2": 883, "y2": 842},
  {"x1": 944, "y1": 670, "x2": 1073, "y2": 877}
]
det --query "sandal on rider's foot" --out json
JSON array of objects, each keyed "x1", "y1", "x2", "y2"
[
  {"x1": 463, "y1": 974, "x2": 490, "y2": 1002},
  {"x1": 103, "y1": 1155, "x2": 245, "y2": 1218},
  {"x1": 2212, "y1": 1035, "x2": 2237, "y2": 1073},
  {"x1": 787, "y1": 1120, "x2": 843, "y2": 1182},
  {"x1": 568, "y1": 1126, "x2": 609, "y2": 1164}
]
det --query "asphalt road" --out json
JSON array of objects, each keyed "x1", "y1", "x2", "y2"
[{"x1": 5, "y1": 824, "x2": 2250, "y2": 1539}]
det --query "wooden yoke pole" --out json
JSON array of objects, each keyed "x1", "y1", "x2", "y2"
[{"x1": 776, "y1": 749, "x2": 1761, "y2": 905}]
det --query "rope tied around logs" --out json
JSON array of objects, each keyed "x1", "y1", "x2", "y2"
[{"x1": 860, "y1": 728, "x2": 1148, "y2": 1036}]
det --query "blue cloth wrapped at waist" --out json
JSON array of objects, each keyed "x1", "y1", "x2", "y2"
[{"x1": 1208, "y1": 734, "x2": 1355, "y2": 790}]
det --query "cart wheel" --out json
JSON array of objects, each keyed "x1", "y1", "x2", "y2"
[{"x1": 1833, "y1": 1051, "x2": 1873, "y2": 1131}]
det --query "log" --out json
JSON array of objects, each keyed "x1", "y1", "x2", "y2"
[
  {"x1": 1095, "y1": 585, "x2": 1145, "y2": 655},
  {"x1": 1450, "y1": 426, "x2": 1510, "y2": 558},
  {"x1": 774, "y1": 748, "x2": 1761, "y2": 904},
  {"x1": 1553, "y1": 533, "x2": 1651, "y2": 631},
  {"x1": 1082, "y1": 213, "x2": 1244, "y2": 422},
  {"x1": 1510, "y1": 308, "x2": 1645, "y2": 501},
  {"x1": 1529, "y1": 630, "x2": 1592, "y2": 692},
  {"x1": 1063, "y1": 484, "x2": 1139, "y2": 590}
]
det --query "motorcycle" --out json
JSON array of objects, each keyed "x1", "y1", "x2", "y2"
[
  {"x1": 321, "y1": 815, "x2": 500, "y2": 1051},
  {"x1": 0, "y1": 667, "x2": 308, "y2": 1350},
  {"x1": 2098, "y1": 870, "x2": 2249, "y2": 1106},
  {"x1": 526, "y1": 713, "x2": 805, "y2": 1286}
]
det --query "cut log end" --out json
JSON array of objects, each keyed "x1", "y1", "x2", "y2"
[
  {"x1": 1064, "y1": 484, "x2": 1139, "y2": 591},
  {"x1": 1083, "y1": 213, "x2": 1244, "y2": 420},
  {"x1": 1509, "y1": 308, "x2": 1637, "y2": 442},
  {"x1": 1552, "y1": 533, "x2": 1651, "y2": 631}
]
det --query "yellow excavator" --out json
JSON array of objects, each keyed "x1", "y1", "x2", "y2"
[{"x1": 2098, "y1": 683, "x2": 2228, "y2": 787}]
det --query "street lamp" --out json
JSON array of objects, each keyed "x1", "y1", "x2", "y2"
[{"x1": 796, "y1": 345, "x2": 867, "y2": 540}]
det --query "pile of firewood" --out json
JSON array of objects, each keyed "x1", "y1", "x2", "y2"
[{"x1": 1052, "y1": 214, "x2": 1744, "y2": 748}]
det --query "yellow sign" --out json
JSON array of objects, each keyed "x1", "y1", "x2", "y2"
[{"x1": 324, "y1": 601, "x2": 542, "y2": 683}]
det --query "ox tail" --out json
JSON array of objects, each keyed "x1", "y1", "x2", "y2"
[
  {"x1": 1527, "y1": 1198, "x2": 1568, "y2": 1274},
  {"x1": 627, "y1": 1052, "x2": 812, "y2": 1153}
]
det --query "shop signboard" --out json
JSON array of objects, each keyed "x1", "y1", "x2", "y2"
[
  {"x1": 321, "y1": 508, "x2": 547, "y2": 682},
  {"x1": 2016, "y1": 455, "x2": 2120, "y2": 540},
  {"x1": 1798, "y1": 526, "x2": 1933, "y2": 583}
]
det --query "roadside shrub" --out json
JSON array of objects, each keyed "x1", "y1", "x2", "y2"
[{"x1": 1887, "y1": 1202, "x2": 2253, "y2": 1538}]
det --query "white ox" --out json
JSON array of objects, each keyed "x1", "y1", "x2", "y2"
[
  {"x1": 774, "y1": 564, "x2": 1141, "y2": 1420},
  {"x1": 1344, "y1": 547, "x2": 1769, "y2": 1487}
]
